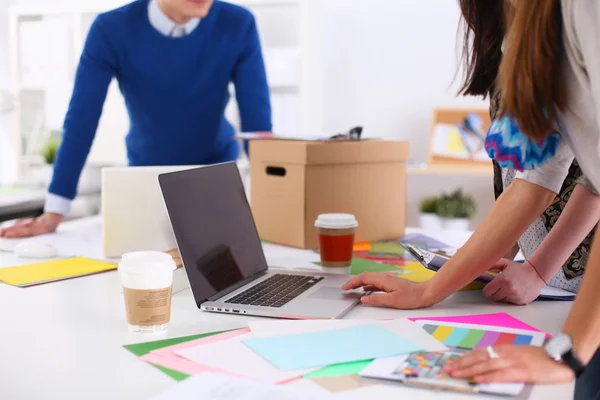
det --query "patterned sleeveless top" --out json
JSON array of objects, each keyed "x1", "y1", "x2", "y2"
[{"x1": 490, "y1": 88, "x2": 595, "y2": 289}]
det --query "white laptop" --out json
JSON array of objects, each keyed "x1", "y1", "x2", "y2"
[{"x1": 101, "y1": 166, "x2": 201, "y2": 258}]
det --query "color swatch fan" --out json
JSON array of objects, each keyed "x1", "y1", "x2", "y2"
[{"x1": 413, "y1": 321, "x2": 546, "y2": 350}]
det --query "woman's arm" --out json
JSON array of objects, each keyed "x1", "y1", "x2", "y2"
[
  {"x1": 421, "y1": 179, "x2": 556, "y2": 305},
  {"x1": 421, "y1": 139, "x2": 575, "y2": 306},
  {"x1": 529, "y1": 182, "x2": 600, "y2": 282},
  {"x1": 482, "y1": 181, "x2": 600, "y2": 304},
  {"x1": 342, "y1": 178, "x2": 557, "y2": 309}
]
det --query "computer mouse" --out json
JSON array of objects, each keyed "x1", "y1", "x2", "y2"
[{"x1": 14, "y1": 242, "x2": 59, "y2": 259}]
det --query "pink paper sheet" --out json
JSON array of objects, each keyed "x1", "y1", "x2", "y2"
[
  {"x1": 152, "y1": 328, "x2": 250, "y2": 357},
  {"x1": 139, "y1": 328, "x2": 302, "y2": 384},
  {"x1": 141, "y1": 353, "x2": 221, "y2": 375},
  {"x1": 140, "y1": 329, "x2": 250, "y2": 375},
  {"x1": 409, "y1": 312, "x2": 551, "y2": 338}
]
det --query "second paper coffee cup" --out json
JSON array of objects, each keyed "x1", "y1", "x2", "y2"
[
  {"x1": 315, "y1": 214, "x2": 358, "y2": 267},
  {"x1": 119, "y1": 251, "x2": 176, "y2": 334}
]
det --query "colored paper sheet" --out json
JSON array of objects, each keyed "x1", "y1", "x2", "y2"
[
  {"x1": 124, "y1": 330, "x2": 231, "y2": 381},
  {"x1": 141, "y1": 353, "x2": 216, "y2": 376},
  {"x1": 408, "y1": 312, "x2": 550, "y2": 338},
  {"x1": 309, "y1": 375, "x2": 374, "y2": 393},
  {"x1": 303, "y1": 361, "x2": 371, "y2": 379},
  {"x1": 175, "y1": 333, "x2": 317, "y2": 383},
  {"x1": 0, "y1": 257, "x2": 116, "y2": 287},
  {"x1": 399, "y1": 262, "x2": 483, "y2": 291},
  {"x1": 369, "y1": 242, "x2": 407, "y2": 256},
  {"x1": 247, "y1": 319, "x2": 447, "y2": 352},
  {"x1": 140, "y1": 329, "x2": 251, "y2": 376},
  {"x1": 347, "y1": 258, "x2": 404, "y2": 275},
  {"x1": 242, "y1": 324, "x2": 424, "y2": 371},
  {"x1": 398, "y1": 233, "x2": 449, "y2": 249},
  {"x1": 363, "y1": 254, "x2": 410, "y2": 265},
  {"x1": 353, "y1": 242, "x2": 371, "y2": 252},
  {"x1": 151, "y1": 329, "x2": 249, "y2": 357}
]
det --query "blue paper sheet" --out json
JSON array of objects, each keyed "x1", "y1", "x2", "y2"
[
  {"x1": 242, "y1": 324, "x2": 424, "y2": 371},
  {"x1": 398, "y1": 233, "x2": 450, "y2": 250}
]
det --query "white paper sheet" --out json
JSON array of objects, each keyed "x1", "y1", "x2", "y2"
[
  {"x1": 539, "y1": 285, "x2": 576, "y2": 299},
  {"x1": 0, "y1": 226, "x2": 104, "y2": 260},
  {"x1": 248, "y1": 319, "x2": 447, "y2": 352},
  {"x1": 150, "y1": 372, "x2": 345, "y2": 400},
  {"x1": 174, "y1": 333, "x2": 318, "y2": 384},
  {"x1": 360, "y1": 355, "x2": 525, "y2": 397}
]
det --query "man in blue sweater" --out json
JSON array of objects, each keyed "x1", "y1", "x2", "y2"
[{"x1": 0, "y1": 0, "x2": 271, "y2": 238}]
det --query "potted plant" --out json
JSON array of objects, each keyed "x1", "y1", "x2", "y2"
[
  {"x1": 419, "y1": 196, "x2": 443, "y2": 229},
  {"x1": 436, "y1": 189, "x2": 477, "y2": 230},
  {"x1": 27, "y1": 134, "x2": 62, "y2": 185}
]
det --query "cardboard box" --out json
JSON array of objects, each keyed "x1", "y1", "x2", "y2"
[{"x1": 250, "y1": 140, "x2": 410, "y2": 249}]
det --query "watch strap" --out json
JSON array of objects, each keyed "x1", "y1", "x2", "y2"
[{"x1": 562, "y1": 349, "x2": 585, "y2": 377}]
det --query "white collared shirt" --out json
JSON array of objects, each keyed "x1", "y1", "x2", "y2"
[
  {"x1": 148, "y1": 0, "x2": 200, "y2": 37},
  {"x1": 45, "y1": 0, "x2": 202, "y2": 216}
]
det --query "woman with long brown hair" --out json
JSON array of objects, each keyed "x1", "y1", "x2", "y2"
[
  {"x1": 460, "y1": 0, "x2": 599, "y2": 304},
  {"x1": 444, "y1": 0, "x2": 600, "y2": 394}
]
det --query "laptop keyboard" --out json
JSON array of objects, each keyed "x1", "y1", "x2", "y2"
[{"x1": 225, "y1": 274, "x2": 324, "y2": 308}]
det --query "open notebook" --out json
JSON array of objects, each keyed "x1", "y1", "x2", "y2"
[{"x1": 400, "y1": 244, "x2": 576, "y2": 301}]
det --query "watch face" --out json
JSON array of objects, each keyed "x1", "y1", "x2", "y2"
[{"x1": 546, "y1": 334, "x2": 573, "y2": 360}]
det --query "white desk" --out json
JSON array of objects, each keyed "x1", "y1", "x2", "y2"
[{"x1": 0, "y1": 218, "x2": 574, "y2": 400}]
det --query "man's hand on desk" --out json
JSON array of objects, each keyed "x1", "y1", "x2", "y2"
[
  {"x1": 0, "y1": 212, "x2": 64, "y2": 238},
  {"x1": 341, "y1": 272, "x2": 434, "y2": 309}
]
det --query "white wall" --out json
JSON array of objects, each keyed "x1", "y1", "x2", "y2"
[{"x1": 300, "y1": 0, "x2": 486, "y2": 161}]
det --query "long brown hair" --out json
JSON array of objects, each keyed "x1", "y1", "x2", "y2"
[
  {"x1": 500, "y1": 0, "x2": 565, "y2": 140},
  {"x1": 458, "y1": 0, "x2": 507, "y2": 97}
]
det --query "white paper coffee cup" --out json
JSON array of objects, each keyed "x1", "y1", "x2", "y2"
[{"x1": 118, "y1": 251, "x2": 176, "y2": 334}]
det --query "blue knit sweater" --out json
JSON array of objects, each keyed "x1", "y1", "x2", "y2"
[{"x1": 50, "y1": 0, "x2": 271, "y2": 200}]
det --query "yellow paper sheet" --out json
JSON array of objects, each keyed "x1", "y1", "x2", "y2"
[
  {"x1": 398, "y1": 262, "x2": 484, "y2": 291},
  {"x1": 0, "y1": 257, "x2": 117, "y2": 287}
]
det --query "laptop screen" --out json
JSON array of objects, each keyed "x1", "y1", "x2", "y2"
[{"x1": 158, "y1": 163, "x2": 268, "y2": 305}]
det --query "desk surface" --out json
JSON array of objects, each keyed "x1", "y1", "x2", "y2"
[{"x1": 0, "y1": 219, "x2": 574, "y2": 400}]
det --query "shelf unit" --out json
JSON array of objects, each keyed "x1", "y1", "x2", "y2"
[{"x1": 8, "y1": 0, "x2": 304, "y2": 179}]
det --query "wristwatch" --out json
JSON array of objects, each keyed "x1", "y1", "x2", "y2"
[{"x1": 544, "y1": 333, "x2": 586, "y2": 377}]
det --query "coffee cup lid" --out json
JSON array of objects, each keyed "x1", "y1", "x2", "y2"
[
  {"x1": 119, "y1": 251, "x2": 176, "y2": 274},
  {"x1": 315, "y1": 214, "x2": 358, "y2": 229}
]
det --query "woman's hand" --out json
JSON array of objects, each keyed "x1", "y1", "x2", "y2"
[
  {"x1": 0, "y1": 213, "x2": 63, "y2": 238},
  {"x1": 444, "y1": 345, "x2": 574, "y2": 384},
  {"x1": 483, "y1": 259, "x2": 547, "y2": 305},
  {"x1": 341, "y1": 272, "x2": 433, "y2": 309}
]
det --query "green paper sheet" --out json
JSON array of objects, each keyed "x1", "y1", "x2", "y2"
[
  {"x1": 123, "y1": 330, "x2": 228, "y2": 381},
  {"x1": 369, "y1": 242, "x2": 407, "y2": 256},
  {"x1": 349, "y1": 258, "x2": 403, "y2": 275},
  {"x1": 304, "y1": 360, "x2": 371, "y2": 378},
  {"x1": 313, "y1": 258, "x2": 402, "y2": 275}
]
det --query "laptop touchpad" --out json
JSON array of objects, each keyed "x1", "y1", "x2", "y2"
[{"x1": 307, "y1": 287, "x2": 360, "y2": 301}]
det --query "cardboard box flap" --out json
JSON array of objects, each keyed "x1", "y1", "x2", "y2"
[{"x1": 251, "y1": 140, "x2": 410, "y2": 165}]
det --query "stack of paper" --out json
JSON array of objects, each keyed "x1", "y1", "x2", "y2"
[
  {"x1": 0, "y1": 257, "x2": 117, "y2": 287},
  {"x1": 128, "y1": 314, "x2": 549, "y2": 396},
  {"x1": 132, "y1": 319, "x2": 446, "y2": 385}
]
